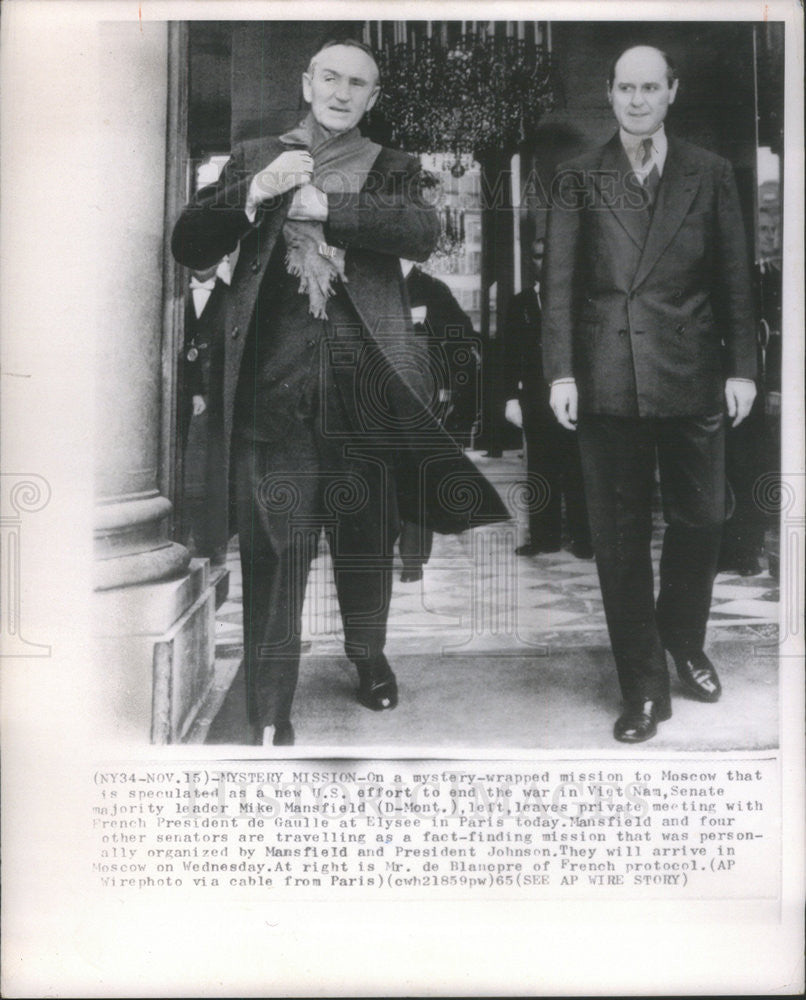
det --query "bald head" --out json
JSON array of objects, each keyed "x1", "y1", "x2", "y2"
[
  {"x1": 607, "y1": 45, "x2": 678, "y2": 137},
  {"x1": 608, "y1": 45, "x2": 677, "y2": 88}
]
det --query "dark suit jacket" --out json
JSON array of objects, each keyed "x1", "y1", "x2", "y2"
[
  {"x1": 181, "y1": 278, "x2": 227, "y2": 400},
  {"x1": 178, "y1": 277, "x2": 227, "y2": 457},
  {"x1": 171, "y1": 136, "x2": 508, "y2": 533},
  {"x1": 542, "y1": 133, "x2": 756, "y2": 417}
]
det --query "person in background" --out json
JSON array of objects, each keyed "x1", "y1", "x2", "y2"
[
  {"x1": 503, "y1": 238, "x2": 592, "y2": 559},
  {"x1": 719, "y1": 198, "x2": 783, "y2": 576},
  {"x1": 178, "y1": 259, "x2": 230, "y2": 564},
  {"x1": 396, "y1": 258, "x2": 481, "y2": 582}
]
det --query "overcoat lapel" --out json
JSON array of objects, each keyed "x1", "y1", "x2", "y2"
[
  {"x1": 632, "y1": 138, "x2": 701, "y2": 289},
  {"x1": 219, "y1": 137, "x2": 288, "y2": 444},
  {"x1": 198, "y1": 278, "x2": 226, "y2": 326}
]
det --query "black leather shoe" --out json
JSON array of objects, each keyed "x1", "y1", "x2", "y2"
[
  {"x1": 735, "y1": 554, "x2": 762, "y2": 577},
  {"x1": 515, "y1": 541, "x2": 561, "y2": 556},
  {"x1": 718, "y1": 549, "x2": 761, "y2": 577},
  {"x1": 357, "y1": 656, "x2": 398, "y2": 711},
  {"x1": 400, "y1": 569, "x2": 423, "y2": 583},
  {"x1": 614, "y1": 698, "x2": 672, "y2": 743},
  {"x1": 571, "y1": 540, "x2": 594, "y2": 559},
  {"x1": 515, "y1": 542, "x2": 539, "y2": 556},
  {"x1": 670, "y1": 650, "x2": 722, "y2": 702}
]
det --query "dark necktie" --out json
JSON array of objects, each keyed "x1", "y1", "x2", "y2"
[{"x1": 640, "y1": 139, "x2": 661, "y2": 208}]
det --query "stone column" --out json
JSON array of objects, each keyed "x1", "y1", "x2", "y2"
[
  {"x1": 94, "y1": 21, "x2": 187, "y2": 591},
  {"x1": 93, "y1": 21, "x2": 218, "y2": 743}
]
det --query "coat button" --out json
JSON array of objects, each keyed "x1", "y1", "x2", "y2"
[
  {"x1": 230, "y1": 326, "x2": 240, "y2": 339},
  {"x1": 676, "y1": 323, "x2": 685, "y2": 334},
  {"x1": 618, "y1": 329, "x2": 628, "y2": 336},
  {"x1": 250, "y1": 259, "x2": 260, "y2": 273},
  {"x1": 634, "y1": 329, "x2": 645, "y2": 335}
]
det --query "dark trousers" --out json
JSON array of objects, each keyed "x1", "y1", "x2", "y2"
[
  {"x1": 180, "y1": 407, "x2": 230, "y2": 560},
  {"x1": 578, "y1": 413, "x2": 727, "y2": 704},
  {"x1": 523, "y1": 397, "x2": 590, "y2": 548},
  {"x1": 234, "y1": 426, "x2": 396, "y2": 729}
]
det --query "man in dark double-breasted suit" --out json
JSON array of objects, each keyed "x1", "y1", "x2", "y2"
[
  {"x1": 543, "y1": 46, "x2": 757, "y2": 743},
  {"x1": 172, "y1": 39, "x2": 508, "y2": 747}
]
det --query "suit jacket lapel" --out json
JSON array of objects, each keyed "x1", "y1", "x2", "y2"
[
  {"x1": 592, "y1": 134, "x2": 647, "y2": 250},
  {"x1": 198, "y1": 278, "x2": 225, "y2": 323},
  {"x1": 632, "y1": 137, "x2": 701, "y2": 288}
]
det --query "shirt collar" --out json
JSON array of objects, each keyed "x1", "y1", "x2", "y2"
[{"x1": 190, "y1": 277, "x2": 217, "y2": 292}]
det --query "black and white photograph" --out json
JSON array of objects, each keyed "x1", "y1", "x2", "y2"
[
  {"x1": 1, "y1": 1, "x2": 803, "y2": 995},
  {"x1": 89, "y1": 15, "x2": 787, "y2": 752}
]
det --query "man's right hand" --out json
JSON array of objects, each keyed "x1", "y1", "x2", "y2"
[
  {"x1": 245, "y1": 150, "x2": 314, "y2": 219},
  {"x1": 549, "y1": 380, "x2": 578, "y2": 430}
]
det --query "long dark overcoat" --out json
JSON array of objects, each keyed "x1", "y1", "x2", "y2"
[{"x1": 172, "y1": 136, "x2": 509, "y2": 534}]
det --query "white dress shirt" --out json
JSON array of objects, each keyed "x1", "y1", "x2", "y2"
[{"x1": 189, "y1": 258, "x2": 232, "y2": 318}]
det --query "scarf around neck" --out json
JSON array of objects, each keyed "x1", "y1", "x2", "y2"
[{"x1": 280, "y1": 113, "x2": 381, "y2": 319}]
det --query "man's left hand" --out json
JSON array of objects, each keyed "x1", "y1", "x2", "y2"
[
  {"x1": 287, "y1": 183, "x2": 328, "y2": 222},
  {"x1": 724, "y1": 378, "x2": 757, "y2": 427},
  {"x1": 505, "y1": 398, "x2": 523, "y2": 429}
]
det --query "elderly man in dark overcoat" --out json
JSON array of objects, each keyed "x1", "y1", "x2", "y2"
[
  {"x1": 543, "y1": 45, "x2": 757, "y2": 743},
  {"x1": 172, "y1": 38, "x2": 507, "y2": 747}
]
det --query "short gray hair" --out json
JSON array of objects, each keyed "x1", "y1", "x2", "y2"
[{"x1": 307, "y1": 38, "x2": 380, "y2": 85}]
